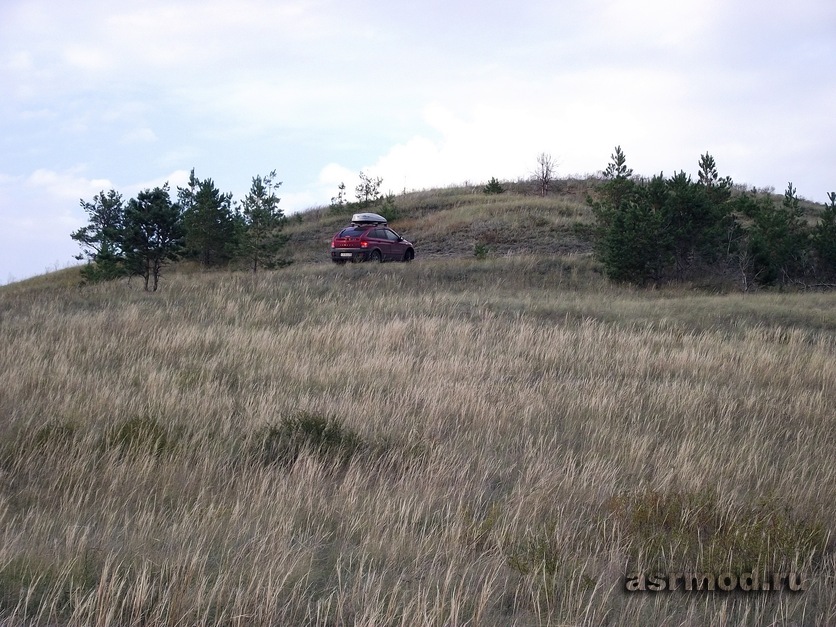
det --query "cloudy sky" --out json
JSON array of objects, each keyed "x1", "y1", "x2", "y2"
[{"x1": 1, "y1": 0, "x2": 834, "y2": 282}]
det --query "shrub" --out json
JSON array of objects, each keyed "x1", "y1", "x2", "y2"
[
  {"x1": 604, "y1": 488, "x2": 829, "y2": 573},
  {"x1": 483, "y1": 177, "x2": 505, "y2": 195},
  {"x1": 253, "y1": 411, "x2": 364, "y2": 469},
  {"x1": 100, "y1": 415, "x2": 174, "y2": 457},
  {"x1": 32, "y1": 419, "x2": 79, "y2": 450}
]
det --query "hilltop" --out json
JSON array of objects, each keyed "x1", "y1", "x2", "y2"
[{"x1": 283, "y1": 178, "x2": 598, "y2": 264}]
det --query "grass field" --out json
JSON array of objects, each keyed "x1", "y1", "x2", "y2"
[{"x1": 1, "y1": 251, "x2": 834, "y2": 625}]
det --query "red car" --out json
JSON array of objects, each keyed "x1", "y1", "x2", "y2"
[{"x1": 330, "y1": 213, "x2": 415, "y2": 264}]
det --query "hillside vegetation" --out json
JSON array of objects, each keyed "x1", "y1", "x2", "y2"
[
  {"x1": 67, "y1": 150, "x2": 834, "y2": 293},
  {"x1": 283, "y1": 179, "x2": 597, "y2": 264},
  {"x1": 1, "y1": 241, "x2": 834, "y2": 625}
]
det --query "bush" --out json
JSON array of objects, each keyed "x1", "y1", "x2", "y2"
[
  {"x1": 32, "y1": 419, "x2": 79, "y2": 450},
  {"x1": 473, "y1": 242, "x2": 489, "y2": 260},
  {"x1": 604, "y1": 488, "x2": 829, "y2": 573},
  {"x1": 253, "y1": 411, "x2": 364, "y2": 469},
  {"x1": 483, "y1": 177, "x2": 505, "y2": 195},
  {"x1": 100, "y1": 415, "x2": 175, "y2": 457}
]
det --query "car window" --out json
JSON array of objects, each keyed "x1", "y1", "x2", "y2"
[
  {"x1": 385, "y1": 229, "x2": 401, "y2": 241},
  {"x1": 371, "y1": 229, "x2": 386, "y2": 239},
  {"x1": 339, "y1": 227, "x2": 366, "y2": 237}
]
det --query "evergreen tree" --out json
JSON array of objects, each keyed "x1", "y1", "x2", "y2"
[
  {"x1": 604, "y1": 146, "x2": 632, "y2": 183},
  {"x1": 695, "y1": 153, "x2": 736, "y2": 258},
  {"x1": 239, "y1": 171, "x2": 288, "y2": 272},
  {"x1": 591, "y1": 149, "x2": 737, "y2": 283},
  {"x1": 812, "y1": 191, "x2": 836, "y2": 277},
  {"x1": 71, "y1": 189, "x2": 126, "y2": 282},
  {"x1": 483, "y1": 177, "x2": 505, "y2": 195},
  {"x1": 178, "y1": 169, "x2": 237, "y2": 268},
  {"x1": 122, "y1": 184, "x2": 184, "y2": 291},
  {"x1": 591, "y1": 147, "x2": 666, "y2": 284},
  {"x1": 662, "y1": 157, "x2": 734, "y2": 277},
  {"x1": 747, "y1": 183, "x2": 810, "y2": 286}
]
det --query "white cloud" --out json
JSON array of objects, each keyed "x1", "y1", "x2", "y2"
[
  {"x1": 155, "y1": 148, "x2": 200, "y2": 170},
  {"x1": 121, "y1": 128, "x2": 158, "y2": 144},
  {"x1": 126, "y1": 170, "x2": 192, "y2": 197},
  {"x1": 18, "y1": 108, "x2": 56, "y2": 121},
  {"x1": 281, "y1": 190, "x2": 320, "y2": 213},
  {"x1": 4, "y1": 50, "x2": 34, "y2": 71},
  {"x1": 318, "y1": 163, "x2": 356, "y2": 188},
  {"x1": 25, "y1": 168, "x2": 113, "y2": 201},
  {"x1": 597, "y1": 0, "x2": 718, "y2": 51},
  {"x1": 63, "y1": 44, "x2": 112, "y2": 73}
]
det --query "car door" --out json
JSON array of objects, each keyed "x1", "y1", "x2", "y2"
[
  {"x1": 384, "y1": 228, "x2": 405, "y2": 260},
  {"x1": 370, "y1": 228, "x2": 390, "y2": 259}
]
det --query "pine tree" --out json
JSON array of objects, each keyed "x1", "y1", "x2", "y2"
[
  {"x1": 591, "y1": 146, "x2": 664, "y2": 283},
  {"x1": 122, "y1": 184, "x2": 184, "y2": 291},
  {"x1": 239, "y1": 171, "x2": 288, "y2": 272},
  {"x1": 178, "y1": 169, "x2": 237, "y2": 268},
  {"x1": 591, "y1": 148, "x2": 738, "y2": 283},
  {"x1": 813, "y1": 191, "x2": 836, "y2": 277},
  {"x1": 747, "y1": 183, "x2": 810, "y2": 286},
  {"x1": 483, "y1": 177, "x2": 505, "y2": 195},
  {"x1": 71, "y1": 189, "x2": 126, "y2": 282}
]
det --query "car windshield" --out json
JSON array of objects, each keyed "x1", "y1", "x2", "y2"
[{"x1": 338, "y1": 227, "x2": 367, "y2": 237}]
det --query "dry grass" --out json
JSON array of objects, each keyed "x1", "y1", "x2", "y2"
[
  {"x1": 283, "y1": 183, "x2": 596, "y2": 263},
  {"x1": 0, "y1": 257, "x2": 834, "y2": 625}
]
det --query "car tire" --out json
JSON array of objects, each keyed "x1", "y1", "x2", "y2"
[
  {"x1": 370, "y1": 250, "x2": 383, "y2": 263},
  {"x1": 403, "y1": 249, "x2": 414, "y2": 262}
]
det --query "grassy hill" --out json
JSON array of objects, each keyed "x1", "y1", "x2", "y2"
[
  {"x1": 283, "y1": 179, "x2": 597, "y2": 264},
  {"x1": 0, "y1": 184, "x2": 835, "y2": 626}
]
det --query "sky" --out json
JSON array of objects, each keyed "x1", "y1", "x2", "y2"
[{"x1": 1, "y1": 0, "x2": 834, "y2": 283}]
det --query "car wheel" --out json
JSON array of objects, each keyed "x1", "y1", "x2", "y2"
[
  {"x1": 403, "y1": 249, "x2": 414, "y2": 262},
  {"x1": 370, "y1": 250, "x2": 383, "y2": 263}
]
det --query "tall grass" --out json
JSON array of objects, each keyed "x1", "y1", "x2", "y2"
[{"x1": 0, "y1": 257, "x2": 834, "y2": 625}]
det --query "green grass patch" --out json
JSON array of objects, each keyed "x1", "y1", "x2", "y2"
[
  {"x1": 252, "y1": 411, "x2": 365, "y2": 469},
  {"x1": 605, "y1": 488, "x2": 830, "y2": 573},
  {"x1": 99, "y1": 415, "x2": 177, "y2": 458},
  {"x1": 32, "y1": 419, "x2": 79, "y2": 450}
]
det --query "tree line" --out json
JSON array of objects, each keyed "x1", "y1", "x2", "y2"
[
  {"x1": 589, "y1": 147, "x2": 836, "y2": 288},
  {"x1": 71, "y1": 170, "x2": 289, "y2": 290}
]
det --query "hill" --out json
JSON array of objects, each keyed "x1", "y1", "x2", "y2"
[
  {"x1": 282, "y1": 179, "x2": 597, "y2": 264},
  {"x1": 0, "y1": 183, "x2": 835, "y2": 625}
]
